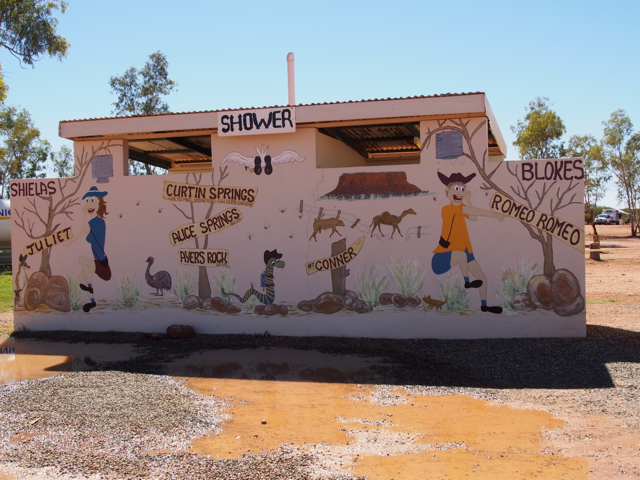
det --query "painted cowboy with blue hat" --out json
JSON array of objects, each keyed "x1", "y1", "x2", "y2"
[{"x1": 66, "y1": 186, "x2": 111, "y2": 312}]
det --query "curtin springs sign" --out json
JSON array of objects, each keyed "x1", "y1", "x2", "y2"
[{"x1": 218, "y1": 107, "x2": 296, "y2": 137}]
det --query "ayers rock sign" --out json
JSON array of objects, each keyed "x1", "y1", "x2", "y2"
[{"x1": 322, "y1": 172, "x2": 423, "y2": 199}]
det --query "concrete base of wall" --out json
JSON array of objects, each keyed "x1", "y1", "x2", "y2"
[{"x1": 14, "y1": 308, "x2": 586, "y2": 339}]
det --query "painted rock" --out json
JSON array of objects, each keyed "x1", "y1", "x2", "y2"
[
  {"x1": 510, "y1": 292, "x2": 537, "y2": 311},
  {"x1": 254, "y1": 304, "x2": 266, "y2": 315},
  {"x1": 378, "y1": 292, "x2": 393, "y2": 305},
  {"x1": 277, "y1": 305, "x2": 289, "y2": 316},
  {"x1": 226, "y1": 304, "x2": 241, "y2": 314},
  {"x1": 43, "y1": 287, "x2": 71, "y2": 312},
  {"x1": 344, "y1": 290, "x2": 359, "y2": 303},
  {"x1": 182, "y1": 295, "x2": 200, "y2": 310},
  {"x1": 344, "y1": 296, "x2": 354, "y2": 311},
  {"x1": 391, "y1": 294, "x2": 408, "y2": 308},
  {"x1": 297, "y1": 300, "x2": 313, "y2": 312},
  {"x1": 47, "y1": 275, "x2": 69, "y2": 293},
  {"x1": 27, "y1": 271, "x2": 49, "y2": 290},
  {"x1": 553, "y1": 294, "x2": 585, "y2": 317},
  {"x1": 264, "y1": 304, "x2": 279, "y2": 316},
  {"x1": 551, "y1": 269, "x2": 581, "y2": 306},
  {"x1": 201, "y1": 298, "x2": 212, "y2": 310},
  {"x1": 211, "y1": 297, "x2": 228, "y2": 313},
  {"x1": 527, "y1": 275, "x2": 554, "y2": 310},
  {"x1": 406, "y1": 296, "x2": 422, "y2": 307},
  {"x1": 166, "y1": 324, "x2": 197, "y2": 338},
  {"x1": 312, "y1": 292, "x2": 345, "y2": 314},
  {"x1": 353, "y1": 299, "x2": 373, "y2": 313}
]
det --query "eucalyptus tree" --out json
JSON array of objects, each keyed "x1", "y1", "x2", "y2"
[
  {"x1": 602, "y1": 110, "x2": 640, "y2": 236},
  {"x1": 109, "y1": 51, "x2": 177, "y2": 175},
  {"x1": 511, "y1": 97, "x2": 566, "y2": 160},
  {"x1": 0, "y1": 0, "x2": 69, "y2": 101},
  {"x1": 565, "y1": 134, "x2": 608, "y2": 235}
]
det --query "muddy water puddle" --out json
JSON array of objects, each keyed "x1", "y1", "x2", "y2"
[
  {"x1": 0, "y1": 338, "x2": 137, "y2": 384},
  {"x1": 188, "y1": 379, "x2": 589, "y2": 479}
]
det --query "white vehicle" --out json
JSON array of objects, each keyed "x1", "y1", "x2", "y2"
[
  {"x1": 601, "y1": 209, "x2": 625, "y2": 225},
  {"x1": 595, "y1": 214, "x2": 614, "y2": 225}
]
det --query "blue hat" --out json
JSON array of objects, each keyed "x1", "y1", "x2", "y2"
[{"x1": 82, "y1": 186, "x2": 108, "y2": 199}]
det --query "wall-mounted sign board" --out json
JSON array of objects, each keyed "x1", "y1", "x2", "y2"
[{"x1": 218, "y1": 107, "x2": 296, "y2": 136}]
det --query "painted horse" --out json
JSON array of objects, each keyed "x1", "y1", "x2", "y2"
[{"x1": 223, "y1": 249, "x2": 285, "y2": 305}]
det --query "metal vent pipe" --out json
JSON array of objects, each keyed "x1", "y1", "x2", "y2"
[{"x1": 287, "y1": 52, "x2": 295, "y2": 106}]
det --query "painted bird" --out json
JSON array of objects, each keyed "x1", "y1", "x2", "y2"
[{"x1": 145, "y1": 257, "x2": 172, "y2": 296}]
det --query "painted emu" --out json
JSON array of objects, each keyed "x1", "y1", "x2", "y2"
[{"x1": 145, "y1": 257, "x2": 172, "y2": 296}]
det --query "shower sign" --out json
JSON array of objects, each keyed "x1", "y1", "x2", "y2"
[{"x1": 218, "y1": 107, "x2": 296, "y2": 136}]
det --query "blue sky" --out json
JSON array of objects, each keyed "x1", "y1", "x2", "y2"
[{"x1": 3, "y1": 0, "x2": 638, "y2": 207}]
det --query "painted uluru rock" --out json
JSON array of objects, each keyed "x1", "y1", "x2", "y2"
[{"x1": 322, "y1": 172, "x2": 422, "y2": 198}]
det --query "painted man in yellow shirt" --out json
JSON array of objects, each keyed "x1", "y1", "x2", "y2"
[{"x1": 432, "y1": 172, "x2": 504, "y2": 314}]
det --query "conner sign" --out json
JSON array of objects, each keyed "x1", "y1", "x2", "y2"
[{"x1": 218, "y1": 107, "x2": 296, "y2": 136}]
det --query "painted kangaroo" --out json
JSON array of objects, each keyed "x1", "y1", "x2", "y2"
[
  {"x1": 13, "y1": 254, "x2": 30, "y2": 309},
  {"x1": 224, "y1": 249, "x2": 285, "y2": 305},
  {"x1": 370, "y1": 208, "x2": 417, "y2": 238}
]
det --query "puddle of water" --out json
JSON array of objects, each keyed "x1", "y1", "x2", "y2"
[
  {"x1": 0, "y1": 338, "x2": 138, "y2": 384},
  {"x1": 188, "y1": 380, "x2": 588, "y2": 479},
  {"x1": 168, "y1": 347, "x2": 386, "y2": 383}
]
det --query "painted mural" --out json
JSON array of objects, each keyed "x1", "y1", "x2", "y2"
[{"x1": 9, "y1": 117, "x2": 586, "y2": 338}]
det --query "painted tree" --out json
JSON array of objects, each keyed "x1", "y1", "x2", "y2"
[
  {"x1": 109, "y1": 51, "x2": 176, "y2": 176},
  {"x1": 422, "y1": 118, "x2": 580, "y2": 277},
  {"x1": 565, "y1": 134, "x2": 608, "y2": 235},
  {"x1": 0, "y1": 0, "x2": 69, "y2": 100},
  {"x1": 172, "y1": 165, "x2": 229, "y2": 299},
  {"x1": 13, "y1": 142, "x2": 112, "y2": 276},
  {"x1": 0, "y1": 105, "x2": 50, "y2": 198},
  {"x1": 602, "y1": 110, "x2": 640, "y2": 236}
]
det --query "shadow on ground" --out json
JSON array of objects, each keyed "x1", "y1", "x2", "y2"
[{"x1": 7, "y1": 324, "x2": 639, "y2": 389}]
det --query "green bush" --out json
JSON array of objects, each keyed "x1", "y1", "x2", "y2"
[
  {"x1": 173, "y1": 270, "x2": 196, "y2": 301},
  {"x1": 354, "y1": 264, "x2": 388, "y2": 306},
  {"x1": 117, "y1": 276, "x2": 140, "y2": 308},
  {"x1": 437, "y1": 272, "x2": 469, "y2": 312},
  {"x1": 388, "y1": 256, "x2": 424, "y2": 297},
  {"x1": 212, "y1": 269, "x2": 236, "y2": 303},
  {"x1": 496, "y1": 259, "x2": 538, "y2": 308},
  {"x1": 66, "y1": 275, "x2": 84, "y2": 311}
]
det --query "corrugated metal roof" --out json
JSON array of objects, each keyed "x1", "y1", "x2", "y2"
[{"x1": 59, "y1": 92, "x2": 484, "y2": 124}]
